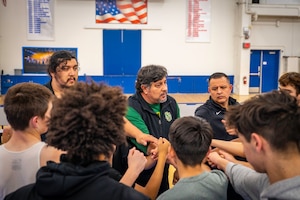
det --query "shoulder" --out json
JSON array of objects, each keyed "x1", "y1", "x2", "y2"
[
  {"x1": 41, "y1": 145, "x2": 63, "y2": 164},
  {"x1": 166, "y1": 95, "x2": 179, "y2": 109},
  {"x1": 156, "y1": 189, "x2": 172, "y2": 200},
  {"x1": 167, "y1": 95, "x2": 177, "y2": 102},
  {"x1": 128, "y1": 94, "x2": 144, "y2": 109},
  {"x1": 112, "y1": 181, "x2": 150, "y2": 200},
  {"x1": 43, "y1": 81, "x2": 54, "y2": 94},
  {"x1": 210, "y1": 170, "x2": 229, "y2": 182},
  {"x1": 4, "y1": 183, "x2": 36, "y2": 200},
  {"x1": 195, "y1": 103, "x2": 211, "y2": 116},
  {"x1": 229, "y1": 96, "x2": 239, "y2": 105},
  {"x1": 128, "y1": 93, "x2": 139, "y2": 102}
]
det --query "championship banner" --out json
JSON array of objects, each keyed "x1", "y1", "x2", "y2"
[
  {"x1": 186, "y1": 0, "x2": 211, "y2": 43},
  {"x1": 27, "y1": 0, "x2": 54, "y2": 40}
]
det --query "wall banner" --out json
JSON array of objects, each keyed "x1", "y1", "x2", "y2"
[
  {"x1": 186, "y1": 0, "x2": 211, "y2": 43},
  {"x1": 27, "y1": 0, "x2": 54, "y2": 40}
]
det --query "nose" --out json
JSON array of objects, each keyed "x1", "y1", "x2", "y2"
[
  {"x1": 162, "y1": 82, "x2": 167, "y2": 91},
  {"x1": 68, "y1": 67, "x2": 77, "y2": 75}
]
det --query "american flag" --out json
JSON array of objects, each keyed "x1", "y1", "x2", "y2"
[{"x1": 96, "y1": 0, "x2": 147, "y2": 24}]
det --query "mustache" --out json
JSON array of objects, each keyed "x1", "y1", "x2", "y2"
[{"x1": 67, "y1": 77, "x2": 76, "y2": 82}]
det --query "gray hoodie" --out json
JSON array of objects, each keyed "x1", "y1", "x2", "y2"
[{"x1": 226, "y1": 162, "x2": 300, "y2": 200}]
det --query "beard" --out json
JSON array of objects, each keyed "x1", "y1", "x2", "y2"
[{"x1": 159, "y1": 95, "x2": 167, "y2": 103}]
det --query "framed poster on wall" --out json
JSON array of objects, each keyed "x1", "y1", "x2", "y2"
[
  {"x1": 27, "y1": 0, "x2": 55, "y2": 40},
  {"x1": 22, "y1": 47, "x2": 78, "y2": 74},
  {"x1": 186, "y1": 0, "x2": 211, "y2": 43}
]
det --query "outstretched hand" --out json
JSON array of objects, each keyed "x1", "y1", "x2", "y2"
[
  {"x1": 222, "y1": 120, "x2": 237, "y2": 135},
  {"x1": 136, "y1": 133, "x2": 158, "y2": 146}
]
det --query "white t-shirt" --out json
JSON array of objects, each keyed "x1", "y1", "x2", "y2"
[{"x1": 0, "y1": 142, "x2": 46, "y2": 199}]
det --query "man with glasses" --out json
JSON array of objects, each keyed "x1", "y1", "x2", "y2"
[
  {"x1": 43, "y1": 51, "x2": 157, "y2": 146},
  {"x1": 123, "y1": 65, "x2": 180, "y2": 195},
  {"x1": 44, "y1": 50, "x2": 79, "y2": 98}
]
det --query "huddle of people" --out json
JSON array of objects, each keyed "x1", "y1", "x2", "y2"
[{"x1": 1, "y1": 50, "x2": 300, "y2": 199}]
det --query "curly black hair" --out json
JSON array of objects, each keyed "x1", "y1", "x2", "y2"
[
  {"x1": 47, "y1": 50, "x2": 77, "y2": 75},
  {"x1": 47, "y1": 81, "x2": 127, "y2": 166}
]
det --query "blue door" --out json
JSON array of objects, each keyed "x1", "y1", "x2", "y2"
[
  {"x1": 250, "y1": 50, "x2": 280, "y2": 93},
  {"x1": 103, "y1": 29, "x2": 141, "y2": 75}
]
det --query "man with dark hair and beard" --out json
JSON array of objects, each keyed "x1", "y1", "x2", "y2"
[
  {"x1": 122, "y1": 65, "x2": 180, "y2": 195},
  {"x1": 44, "y1": 50, "x2": 79, "y2": 98},
  {"x1": 43, "y1": 51, "x2": 157, "y2": 146}
]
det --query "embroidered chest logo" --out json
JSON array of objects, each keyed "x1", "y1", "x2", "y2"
[
  {"x1": 216, "y1": 111, "x2": 222, "y2": 115},
  {"x1": 164, "y1": 111, "x2": 172, "y2": 122}
]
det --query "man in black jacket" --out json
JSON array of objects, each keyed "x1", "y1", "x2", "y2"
[
  {"x1": 194, "y1": 72, "x2": 243, "y2": 200},
  {"x1": 195, "y1": 72, "x2": 238, "y2": 141},
  {"x1": 124, "y1": 64, "x2": 180, "y2": 195}
]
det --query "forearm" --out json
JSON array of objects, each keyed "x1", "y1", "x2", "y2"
[
  {"x1": 124, "y1": 117, "x2": 143, "y2": 138},
  {"x1": 119, "y1": 167, "x2": 141, "y2": 187},
  {"x1": 233, "y1": 160, "x2": 253, "y2": 169},
  {"x1": 144, "y1": 155, "x2": 157, "y2": 170},
  {"x1": 211, "y1": 139, "x2": 245, "y2": 158},
  {"x1": 135, "y1": 153, "x2": 167, "y2": 200}
]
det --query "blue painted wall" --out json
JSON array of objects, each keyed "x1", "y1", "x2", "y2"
[{"x1": 1, "y1": 75, "x2": 234, "y2": 95}]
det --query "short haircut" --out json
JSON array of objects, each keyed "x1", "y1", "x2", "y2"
[
  {"x1": 47, "y1": 50, "x2": 77, "y2": 75},
  {"x1": 168, "y1": 116, "x2": 213, "y2": 166},
  {"x1": 208, "y1": 72, "x2": 230, "y2": 84},
  {"x1": 135, "y1": 64, "x2": 168, "y2": 93},
  {"x1": 226, "y1": 90, "x2": 300, "y2": 152},
  {"x1": 278, "y1": 72, "x2": 300, "y2": 95},
  {"x1": 47, "y1": 82, "x2": 127, "y2": 166},
  {"x1": 4, "y1": 82, "x2": 53, "y2": 131}
]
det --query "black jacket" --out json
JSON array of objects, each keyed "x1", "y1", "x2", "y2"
[
  {"x1": 128, "y1": 92, "x2": 178, "y2": 140},
  {"x1": 43, "y1": 81, "x2": 54, "y2": 94},
  {"x1": 126, "y1": 92, "x2": 179, "y2": 195},
  {"x1": 5, "y1": 161, "x2": 149, "y2": 200},
  {"x1": 195, "y1": 96, "x2": 238, "y2": 141}
]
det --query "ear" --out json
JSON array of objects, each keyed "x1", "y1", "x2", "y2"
[
  {"x1": 169, "y1": 146, "x2": 177, "y2": 159},
  {"x1": 206, "y1": 147, "x2": 211, "y2": 157},
  {"x1": 202, "y1": 147, "x2": 211, "y2": 163},
  {"x1": 168, "y1": 146, "x2": 178, "y2": 167},
  {"x1": 229, "y1": 84, "x2": 233, "y2": 92},
  {"x1": 141, "y1": 84, "x2": 149, "y2": 94},
  {"x1": 30, "y1": 116, "x2": 39, "y2": 128},
  {"x1": 50, "y1": 71, "x2": 55, "y2": 78},
  {"x1": 208, "y1": 87, "x2": 211, "y2": 93},
  {"x1": 251, "y1": 133, "x2": 263, "y2": 153}
]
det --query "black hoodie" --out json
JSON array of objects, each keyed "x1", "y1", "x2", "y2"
[{"x1": 4, "y1": 160, "x2": 149, "y2": 200}]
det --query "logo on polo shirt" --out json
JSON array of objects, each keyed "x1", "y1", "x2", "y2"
[{"x1": 164, "y1": 111, "x2": 172, "y2": 122}]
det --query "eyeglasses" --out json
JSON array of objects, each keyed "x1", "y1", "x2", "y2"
[{"x1": 57, "y1": 65, "x2": 80, "y2": 72}]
